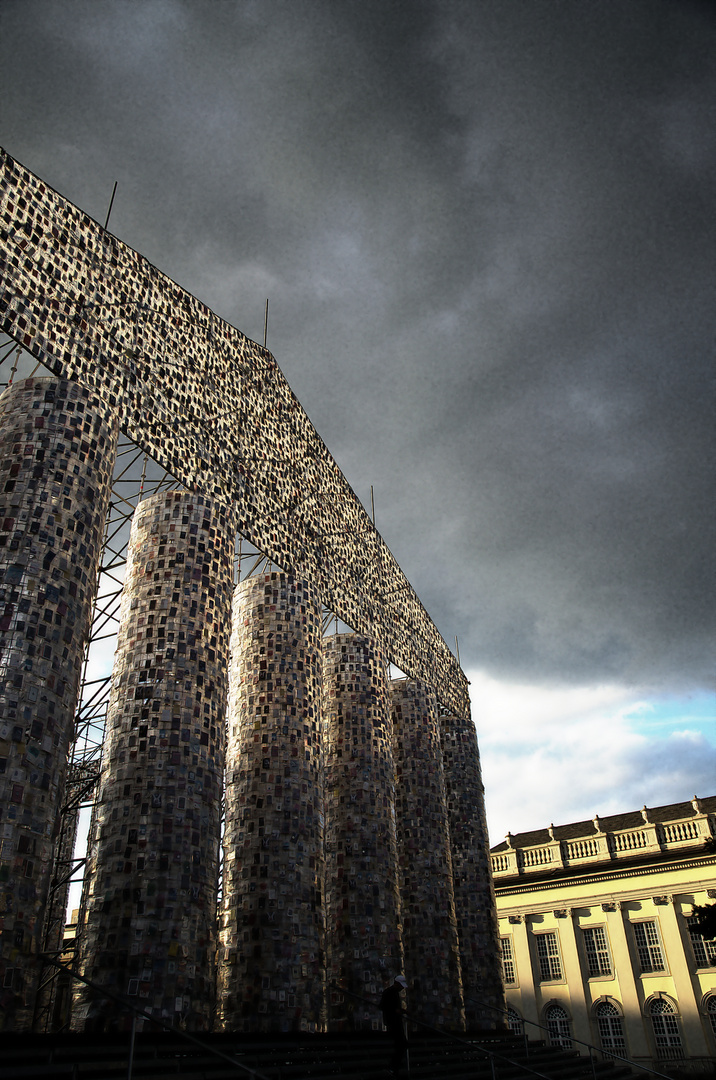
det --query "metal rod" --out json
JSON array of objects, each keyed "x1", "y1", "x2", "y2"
[
  {"x1": 370, "y1": 485, "x2": 375, "y2": 526},
  {"x1": 455, "y1": 635, "x2": 461, "y2": 667},
  {"x1": 8, "y1": 345, "x2": 20, "y2": 386},
  {"x1": 104, "y1": 181, "x2": 118, "y2": 231},
  {"x1": 0, "y1": 339, "x2": 17, "y2": 365},
  {"x1": 245, "y1": 551, "x2": 267, "y2": 579},
  {"x1": 263, "y1": 298, "x2": 269, "y2": 348},
  {"x1": 113, "y1": 446, "x2": 146, "y2": 483},
  {"x1": 127, "y1": 1014, "x2": 136, "y2": 1080},
  {"x1": 138, "y1": 453, "x2": 148, "y2": 501}
]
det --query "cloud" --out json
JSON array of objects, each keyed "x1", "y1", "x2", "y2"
[
  {"x1": 469, "y1": 671, "x2": 716, "y2": 843},
  {"x1": 1, "y1": 0, "x2": 714, "y2": 699}
]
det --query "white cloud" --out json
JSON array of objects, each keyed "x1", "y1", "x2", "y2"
[{"x1": 468, "y1": 671, "x2": 716, "y2": 845}]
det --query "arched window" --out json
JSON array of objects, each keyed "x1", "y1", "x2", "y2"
[
  {"x1": 596, "y1": 1001, "x2": 625, "y2": 1055},
  {"x1": 707, "y1": 996, "x2": 716, "y2": 1040},
  {"x1": 507, "y1": 1007, "x2": 523, "y2": 1036},
  {"x1": 650, "y1": 999, "x2": 682, "y2": 1060},
  {"x1": 546, "y1": 1004, "x2": 572, "y2": 1051}
]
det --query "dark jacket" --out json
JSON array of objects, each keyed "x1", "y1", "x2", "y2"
[{"x1": 379, "y1": 983, "x2": 404, "y2": 1028}]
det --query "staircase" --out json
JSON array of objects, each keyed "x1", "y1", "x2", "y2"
[{"x1": 0, "y1": 1031, "x2": 641, "y2": 1080}]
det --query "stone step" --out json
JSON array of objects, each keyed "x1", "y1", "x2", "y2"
[{"x1": 0, "y1": 1033, "x2": 640, "y2": 1080}]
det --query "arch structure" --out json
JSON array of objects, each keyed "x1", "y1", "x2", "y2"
[
  {"x1": 544, "y1": 1001, "x2": 572, "y2": 1051},
  {"x1": 0, "y1": 147, "x2": 469, "y2": 717},
  {"x1": 593, "y1": 998, "x2": 626, "y2": 1055},
  {"x1": 506, "y1": 1006, "x2": 523, "y2": 1036},
  {"x1": 645, "y1": 995, "x2": 683, "y2": 1060},
  {"x1": 704, "y1": 995, "x2": 716, "y2": 1039}
]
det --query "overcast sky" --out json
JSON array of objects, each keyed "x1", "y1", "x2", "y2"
[{"x1": 2, "y1": 0, "x2": 714, "y2": 842}]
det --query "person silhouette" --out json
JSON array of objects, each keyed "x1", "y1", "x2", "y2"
[{"x1": 379, "y1": 975, "x2": 408, "y2": 1076}]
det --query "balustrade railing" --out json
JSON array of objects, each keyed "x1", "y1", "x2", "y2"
[
  {"x1": 565, "y1": 837, "x2": 601, "y2": 860},
  {"x1": 610, "y1": 829, "x2": 649, "y2": 852},
  {"x1": 492, "y1": 815, "x2": 713, "y2": 876},
  {"x1": 492, "y1": 853, "x2": 512, "y2": 872},
  {"x1": 661, "y1": 820, "x2": 700, "y2": 843},
  {"x1": 519, "y1": 847, "x2": 553, "y2": 868}
]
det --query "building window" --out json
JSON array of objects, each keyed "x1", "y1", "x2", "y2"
[
  {"x1": 633, "y1": 921, "x2": 666, "y2": 973},
  {"x1": 596, "y1": 1001, "x2": 626, "y2": 1055},
  {"x1": 649, "y1": 999, "x2": 682, "y2": 1060},
  {"x1": 687, "y1": 916, "x2": 716, "y2": 968},
  {"x1": 507, "y1": 1007, "x2": 523, "y2": 1036},
  {"x1": 501, "y1": 937, "x2": 516, "y2": 985},
  {"x1": 536, "y1": 931, "x2": 563, "y2": 981},
  {"x1": 583, "y1": 926, "x2": 612, "y2": 977},
  {"x1": 546, "y1": 1004, "x2": 572, "y2": 1050},
  {"x1": 707, "y1": 997, "x2": 716, "y2": 1040}
]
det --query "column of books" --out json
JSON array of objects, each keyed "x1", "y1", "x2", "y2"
[
  {"x1": 0, "y1": 377, "x2": 118, "y2": 1032},
  {"x1": 322, "y1": 633, "x2": 403, "y2": 1030},
  {"x1": 441, "y1": 709, "x2": 505, "y2": 1029},
  {"x1": 217, "y1": 572, "x2": 325, "y2": 1031},
  {"x1": 391, "y1": 678, "x2": 464, "y2": 1030},
  {"x1": 74, "y1": 490, "x2": 235, "y2": 1031}
]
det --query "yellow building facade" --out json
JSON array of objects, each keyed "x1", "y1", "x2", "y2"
[{"x1": 491, "y1": 797, "x2": 716, "y2": 1071}]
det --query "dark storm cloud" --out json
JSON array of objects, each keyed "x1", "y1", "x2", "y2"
[{"x1": 1, "y1": 0, "x2": 714, "y2": 690}]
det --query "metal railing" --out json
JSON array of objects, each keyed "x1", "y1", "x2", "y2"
[
  {"x1": 334, "y1": 984, "x2": 560, "y2": 1080},
  {"x1": 466, "y1": 994, "x2": 680, "y2": 1080},
  {"x1": 39, "y1": 954, "x2": 271, "y2": 1080}
]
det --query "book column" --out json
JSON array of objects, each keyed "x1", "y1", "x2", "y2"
[
  {"x1": 391, "y1": 678, "x2": 464, "y2": 1030},
  {"x1": 74, "y1": 490, "x2": 235, "y2": 1032},
  {"x1": 322, "y1": 633, "x2": 403, "y2": 1030},
  {"x1": 0, "y1": 377, "x2": 118, "y2": 1032},
  {"x1": 217, "y1": 572, "x2": 325, "y2": 1032},
  {"x1": 441, "y1": 709, "x2": 504, "y2": 1030}
]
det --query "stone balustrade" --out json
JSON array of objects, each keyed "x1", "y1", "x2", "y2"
[{"x1": 492, "y1": 809, "x2": 714, "y2": 878}]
